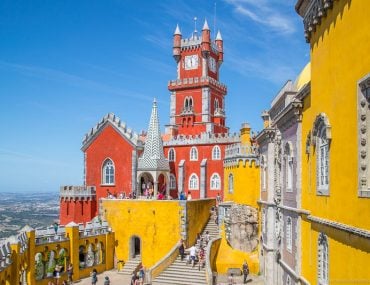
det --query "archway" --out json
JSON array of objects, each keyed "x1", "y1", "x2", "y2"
[
  {"x1": 138, "y1": 173, "x2": 154, "y2": 197},
  {"x1": 129, "y1": 236, "x2": 141, "y2": 259}
]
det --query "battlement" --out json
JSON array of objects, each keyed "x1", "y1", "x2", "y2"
[
  {"x1": 82, "y1": 113, "x2": 142, "y2": 150},
  {"x1": 164, "y1": 132, "x2": 240, "y2": 146},
  {"x1": 180, "y1": 36, "x2": 219, "y2": 54},
  {"x1": 60, "y1": 185, "x2": 96, "y2": 199},
  {"x1": 224, "y1": 143, "x2": 258, "y2": 158},
  {"x1": 168, "y1": 76, "x2": 227, "y2": 93}
]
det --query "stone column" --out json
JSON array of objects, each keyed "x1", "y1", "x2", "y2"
[
  {"x1": 154, "y1": 181, "x2": 159, "y2": 199},
  {"x1": 132, "y1": 151, "x2": 137, "y2": 196}
]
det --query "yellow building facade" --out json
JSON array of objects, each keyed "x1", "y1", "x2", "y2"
[{"x1": 296, "y1": 0, "x2": 370, "y2": 284}]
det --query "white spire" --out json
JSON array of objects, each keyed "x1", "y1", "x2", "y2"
[
  {"x1": 216, "y1": 30, "x2": 222, "y2": 40},
  {"x1": 174, "y1": 24, "x2": 181, "y2": 35},
  {"x1": 202, "y1": 19, "x2": 210, "y2": 30},
  {"x1": 137, "y1": 99, "x2": 169, "y2": 171}
]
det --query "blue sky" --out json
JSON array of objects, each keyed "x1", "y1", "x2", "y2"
[{"x1": 0, "y1": 0, "x2": 309, "y2": 193}]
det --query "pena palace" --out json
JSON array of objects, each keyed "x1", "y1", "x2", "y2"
[{"x1": 59, "y1": 19, "x2": 241, "y2": 225}]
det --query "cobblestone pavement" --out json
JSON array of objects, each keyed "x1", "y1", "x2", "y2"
[{"x1": 73, "y1": 269, "x2": 264, "y2": 285}]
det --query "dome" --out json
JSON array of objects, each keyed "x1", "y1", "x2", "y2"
[{"x1": 294, "y1": 62, "x2": 311, "y2": 91}]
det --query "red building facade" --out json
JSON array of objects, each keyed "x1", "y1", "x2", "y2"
[
  {"x1": 163, "y1": 21, "x2": 239, "y2": 199},
  {"x1": 59, "y1": 20, "x2": 240, "y2": 224}
]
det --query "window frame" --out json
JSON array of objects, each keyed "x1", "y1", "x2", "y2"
[
  {"x1": 212, "y1": 145, "x2": 221, "y2": 160},
  {"x1": 228, "y1": 173, "x2": 234, "y2": 193},
  {"x1": 210, "y1": 173, "x2": 221, "y2": 190},
  {"x1": 169, "y1": 174, "x2": 176, "y2": 189},
  {"x1": 168, "y1": 148, "x2": 175, "y2": 162},
  {"x1": 284, "y1": 143, "x2": 294, "y2": 192},
  {"x1": 101, "y1": 158, "x2": 115, "y2": 185},
  {"x1": 190, "y1": 146, "x2": 198, "y2": 161},
  {"x1": 286, "y1": 217, "x2": 292, "y2": 252},
  {"x1": 189, "y1": 173, "x2": 199, "y2": 190},
  {"x1": 318, "y1": 233, "x2": 329, "y2": 285}
]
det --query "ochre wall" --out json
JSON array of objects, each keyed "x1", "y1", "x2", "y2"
[
  {"x1": 301, "y1": 0, "x2": 370, "y2": 283},
  {"x1": 102, "y1": 199, "x2": 182, "y2": 268},
  {"x1": 224, "y1": 160, "x2": 260, "y2": 207}
]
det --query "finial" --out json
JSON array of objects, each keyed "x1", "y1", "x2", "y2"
[
  {"x1": 202, "y1": 19, "x2": 210, "y2": 30},
  {"x1": 174, "y1": 24, "x2": 181, "y2": 35},
  {"x1": 153, "y1": 98, "x2": 157, "y2": 104},
  {"x1": 216, "y1": 30, "x2": 222, "y2": 40},
  {"x1": 193, "y1": 16, "x2": 198, "y2": 36}
]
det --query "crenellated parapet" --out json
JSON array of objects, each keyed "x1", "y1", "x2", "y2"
[
  {"x1": 223, "y1": 143, "x2": 259, "y2": 168},
  {"x1": 163, "y1": 131, "x2": 240, "y2": 146},
  {"x1": 60, "y1": 185, "x2": 96, "y2": 200},
  {"x1": 0, "y1": 240, "x2": 12, "y2": 271},
  {"x1": 168, "y1": 76, "x2": 227, "y2": 93},
  {"x1": 82, "y1": 113, "x2": 142, "y2": 150}
]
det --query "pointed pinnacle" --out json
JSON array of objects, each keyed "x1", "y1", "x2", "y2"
[
  {"x1": 216, "y1": 30, "x2": 222, "y2": 40},
  {"x1": 202, "y1": 19, "x2": 210, "y2": 30},
  {"x1": 174, "y1": 24, "x2": 181, "y2": 35}
]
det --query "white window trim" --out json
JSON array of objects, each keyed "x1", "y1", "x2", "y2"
[
  {"x1": 261, "y1": 155, "x2": 267, "y2": 192},
  {"x1": 286, "y1": 217, "x2": 292, "y2": 252},
  {"x1": 170, "y1": 174, "x2": 176, "y2": 189},
  {"x1": 189, "y1": 173, "x2": 199, "y2": 190},
  {"x1": 284, "y1": 143, "x2": 294, "y2": 193},
  {"x1": 190, "y1": 146, "x2": 198, "y2": 161},
  {"x1": 212, "y1": 145, "x2": 221, "y2": 160},
  {"x1": 101, "y1": 158, "x2": 115, "y2": 185},
  {"x1": 318, "y1": 233, "x2": 329, "y2": 285},
  {"x1": 228, "y1": 173, "x2": 234, "y2": 194},
  {"x1": 168, "y1": 148, "x2": 176, "y2": 162},
  {"x1": 210, "y1": 173, "x2": 221, "y2": 190}
]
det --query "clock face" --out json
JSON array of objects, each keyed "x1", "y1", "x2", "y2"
[
  {"x1": 208, "y1": 57, "x2": 216, "y2": 73},
  {"x1": 184, "y1": 55, "x2": 199, "y2": 70}
]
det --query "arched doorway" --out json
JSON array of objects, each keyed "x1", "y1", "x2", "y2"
[
  {"x1": 130, "y1": 236, "x2": 141, "y2": 259},
  {"x1": 138, "y1": 173, "x2": 154, "y2": 197}
]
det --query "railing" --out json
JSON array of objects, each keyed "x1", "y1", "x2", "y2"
[
  {"x1": 205, "y1": 237, "x2": 221, "y2": 285},
  {"x1": 147, "y1": 240, "x2": 181, "y2": 283},
  {"x1": 225, "y1": 143, "x2": 257, "y2": 158}
]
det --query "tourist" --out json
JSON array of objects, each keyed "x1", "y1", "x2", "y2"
[
  {"x1": 198, "y1": 247, "x2": 205, "y2": 270},
  {"x1": 179, "y1": 191, "x2": 186, "y2": 200},
  {"x1": 130, "y1": 273, "x2": 138, "y2": 285},
  {"x1": 187, "y1": 191, "x2": 192, "y2": 200},
  {"x1": 104, "y1": 276, "x2": 110, "y2": 285},
  {"x1": 91, "y1": 268, "x2": 98, "y2": 285},
  {"x1": 228, "y1": 273, "x2": 235, "y2": 285},
  {"x1": 67, "y1": 263, "x2": 73, "y2": 284},
  {"x1": 204, "y1": 230, "x2": 210, "y2": 245},
  {"x1": 138, "y1": 266, "x2": 145, "y2": 284},
  {"x1": 188, "y1": 244, "x2": 197, "y2": 267},
  {"x1": 216, "y1": 193, "x2": 221, "y2": 204},
  {"x1": 242, "y1": 260, "x2": 249, "y2": 284},
  {"x1": 178, "y1": 239, "x2": 185, "y2": 261}
]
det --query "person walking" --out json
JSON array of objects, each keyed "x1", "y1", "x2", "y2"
[
  {"x1": 179, "y1": 239, "x2": 185, "y2": 261},
  {"x1": 189, "y1": 245, "x2": 197, "y2": 267},
  {"x1": 67, "y1": 263, "x2": 73, "y2": 284},
  {"x1": 91, "y1": 269, "x2": 98, "y2": 285},
  {"x1": 242, "y1": 260, "x2": 249, "y2": 284},
  {"x1": 104, "y1": 276, "x2": 110, "y2": 285}
]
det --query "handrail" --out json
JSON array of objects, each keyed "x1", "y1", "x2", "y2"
[
  {"x1": 147, "y1": 239, "x2": 181, "y2": 283},
  {"x1": 205, "y1": 236, "x2": 221, "y2": 285}
]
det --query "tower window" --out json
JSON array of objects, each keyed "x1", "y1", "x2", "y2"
[
  {"x1": 228, "y1": 173, "x2": 234, "y2": 193},
  {"x1": 168, "y1": 148, "x2": 175, "y2": 162},
  {"x1": 170, "y1": 174, "x2": 176, "y2": 189},
  {"x1": 212, "y1": 145, "x2": 221, "y2": 160},
  {"x1": 190, "y1": 147, "x2": 198, "y2": 161},
  {"x1": 102, "y1": 159, "x2": 115, "y2": 185},
  {"x1": 210, "y1": 173, "x2": 221, "y2": 190},
  {"x1": 189, "y1": 173, "x2": 199, "y2": 190},
  {"x1": 284, "y1": 142, "x2": 293, "y2": 192}
]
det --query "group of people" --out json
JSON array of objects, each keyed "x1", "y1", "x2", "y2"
[{"x1": 130, "y1": 266, "x2": 145, "y2": 285}]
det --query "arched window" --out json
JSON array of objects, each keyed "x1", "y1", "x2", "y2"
[
  {"x1": 189, "y1": 97, "x2": 193, "y2": 108},
  {"x1": 168, "y1": 148, "x2": 175, "y2": 162},
  {"x1": 184, "y1": 97, "x2": 189, "y2": 108},
  {"x1": 286, "y1": 217, "x2": 292, "y2": 252},
  {"x1": 189, "y1": 174, "x2": 199, "y2": 190},
  {"x1": 313, "y1": 114, "x2": 331, "y2": 195},
  {"x1": 285, "y1": 143, "x2": 293, "y2": 192},
  {"x1": 214, "y1": 98, "x2": 219, "y2": 110},
  {"x1": 170, "y1": 174, "x2": 176, "y2": 189},
  {"x1": 210, "y1": 173, "x2": 221, "y2": 190},
  {"x1": 102, "y1": 159, "x2": 115, "y2": 185},
  {"x1": 190, "y1": 147, "x2": 198, "y2": 161},
  {"x1": 228, "y1": 173, "x2": 234, "y2": 193},
  {"x1": 318, "y1": 233, "x2": 329, "y2": 285},
  {"x1": 212, "y1": 145, "x2": 221, "y2": 160}
]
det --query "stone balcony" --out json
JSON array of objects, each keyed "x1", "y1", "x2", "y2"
[
  {"x1": 224, "y1": 143, "x2": 257, "y2": 159},
  {"x1": 168, "y1": 76, "x2": 227, "y2": 93},
  {"x1": 60, "y1": 185, "x2": 96, "y2": 199}
]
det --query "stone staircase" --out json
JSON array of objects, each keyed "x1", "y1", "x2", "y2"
[
  {"x1": 152, "y1": 210, "x2": 219, "y2": 285},
  {"x1": 119, "y1": 255, "x2": 141, "y2": 276}
]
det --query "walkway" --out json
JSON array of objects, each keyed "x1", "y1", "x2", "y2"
[{"x1": 74, "y1": 269, "x2": 264, "y2": 285}]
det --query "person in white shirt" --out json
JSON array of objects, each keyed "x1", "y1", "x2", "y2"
[{"x1": 189, "y1": 245, "x2": 197, "y2": 267}]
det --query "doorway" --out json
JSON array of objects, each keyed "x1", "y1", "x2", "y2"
[{"x1": 130, "y1": 236, "x2": 141, "y2": 258}]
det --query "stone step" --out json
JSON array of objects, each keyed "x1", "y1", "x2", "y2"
[{"x1": 153, "y1": 275, "x2": 206, "y2": 284}]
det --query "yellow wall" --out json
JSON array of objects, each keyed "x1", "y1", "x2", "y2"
[
  {"x1": 215, "y1": 225, "x2": 259, "y2": 274},
  {"x1": 224, "y1": 160, "x2": 260, "y2": 207},
  {"x1": 102, "y1": 199, "x2": 182, "y2": 269},
  {"x1": 301, "y1": 0, "x2": 370, "y2": 283}
]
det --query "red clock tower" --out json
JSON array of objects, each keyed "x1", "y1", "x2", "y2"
[{"x1": 164, "y1": 20, "x2": 239, "y2": 199}]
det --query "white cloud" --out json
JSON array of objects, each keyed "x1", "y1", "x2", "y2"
[{"x1": 224, "y1": 0, "x2": 296, "y2": 35}]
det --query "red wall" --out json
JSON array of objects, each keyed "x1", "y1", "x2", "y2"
[
  {"x1": 85, "y1": 124, "x2": 135, "y2": 201},
  {"x1": 60, "y1": 198, "x2": 97, "y2": 225}
]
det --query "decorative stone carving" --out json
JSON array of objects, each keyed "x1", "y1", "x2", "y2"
[
  {"x1": 86, "y1": 244, "x2": 95, "y2": 267},
  {"x1": 224, "y1": 204, "x2": 258, "y2": 252}
]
